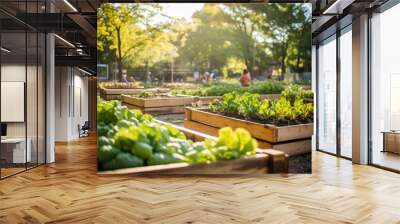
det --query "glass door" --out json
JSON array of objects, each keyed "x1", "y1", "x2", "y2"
[
  {"x1": 317, "y1": 35, "x2": 337, "y2": 154},
  {"x1": 370, "y1": 3, "x2": 400, "y2": 171}
]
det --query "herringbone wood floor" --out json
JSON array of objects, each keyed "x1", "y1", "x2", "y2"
[{"x1": 1, "y1": 135, "x2": 400, "y2": 224}]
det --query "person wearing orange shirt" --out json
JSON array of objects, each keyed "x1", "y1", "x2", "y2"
[{"x1": 239, "y1": 69, "x2": 251, "y2": 87}]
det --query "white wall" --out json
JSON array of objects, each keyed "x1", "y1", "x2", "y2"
[
  {"x1": 55, "y1": 66, "x2": 70, "y2": 141},
  {"x1": 1, "y1": 63, "x2": 46, "y2": 164},
  {"x1": 1, "y1": 64, "x2": 27, "y2": 138},
  {"x1": 55, "y1": 67, "x2": 89, "y2": 141}
]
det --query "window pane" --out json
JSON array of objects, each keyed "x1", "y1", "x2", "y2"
[
  {"x1": 318, "y1": 36, "x2": 337, "y2": 154},
  {"x1": 38, "y1": 33, "x2": 45, "y2": 165},
  {"x1": 1, "y1": 31, "x2": 27, "y2": 177},
  {"x1": 371, "y1": 4, "x2": 400, "y2": 171},
  {"x1": 27, "y1": 31, "x2": 38, "y2": 169},
  {"x1": 340, "y1": 29, "x2": 352, "y2": 158}
]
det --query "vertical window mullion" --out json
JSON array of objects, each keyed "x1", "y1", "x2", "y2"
[
  {"x1": 0, "y1": 21, "x2": 2, "y2": 179},
  {"x1": 367, "y1": 12, "x2": 373, "y2": 165},
  {"x1": 36, "y1": 1, "x2": 39, "y2": 167},
  {"x1": 25, "y1": 0, "x2": 28, "y2": 171},
  {"x1": 336, "y1": 29, "x2": 341, "y2": 157},
  {"x1": 316, "y1": 44, "x2": 320, "y2": 151}
]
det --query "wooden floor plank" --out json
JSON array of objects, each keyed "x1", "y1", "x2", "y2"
[{"x1": 0, "y1": 135, "x2": 399, "y2": 223}]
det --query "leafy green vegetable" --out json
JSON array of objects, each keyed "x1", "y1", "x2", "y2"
[
  {"x1": 98, "y1": 145, "x2": 121, "y2": 163},
  {"x1": 132, "y1": 142, "x2": 153, "y2": 159},
  {"x1": 97, "y1": 98, "x2": 259, "y2": 171},
  {"x1": 281, "y1": 84, "x2": 313, "y2": 104},
  {"x1": 137, "y1": 92, "x2": 155, "y2": 98},
  {"x1": 209, "y1": 90, "x2": 313, "y2": 126},
  {"x1": 103, "y1": 153, "x2": 144, "y2": 170},
  {"x1": 148, "y1": 152, "x2": 183, "y2": 165}
]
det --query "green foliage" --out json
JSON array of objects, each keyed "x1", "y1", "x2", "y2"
[
  {"x1": 209, "y1": 92, "x2": 258, "y2": 119},
  {"x1": 209, "y1": 91, "x2": 313, "y2": 126},
  {"x1": 97, "y1": 4, "x2": 177, "y2": 80},
  {"x1": 248, "y1": 81, "x2": 286, "y2": 95},
  {"x1": 222, "y1": 58, "x2": 247, "y2": 78},
  {"x1": 237, "y1": 93, "x2": 261, "y2": 120},
  {"x1": 209, "y1": 92, "x2": 241, "y2": 116},
  {"x1": 98, "y1": 3, "x2": 311, "y2": 81},
  {"x1": 172, "y1": 80, "x2": 284, "y2": 97},
  {"x1": 97, "y1": 99, "x2": 258, "y2": 171},
  {"x1": 186, "y1": 127, "x2": 257, "y2": 163},
  {"x1": 98, "y1": 82, "x2": 142, "y2": 89},
  {"x1": 281, "y1": 84, "x2": 313, "y2": 104},
  {"x1": 272, "y1": 98, "x2": 293, "y2": 122},
  {"x1": 247, "y1": 4, "x2": 312, "y2": 76},
  {"x1": 137, "y1": 92, "x2": 155, "y2": 98}
]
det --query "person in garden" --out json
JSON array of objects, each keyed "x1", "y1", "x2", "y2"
[
  {"x1": 240, "y1": 69, "x2": 251, "y2": 87},
  {"x1": 202, "y1": 72, "x2": 210, "y2": 84},
  {"x1": 193, "y1": 70, "x2": 200, "y2": 82},
  {"x1": 122, "y1": 74, "x2": 128, "y2": 83}
]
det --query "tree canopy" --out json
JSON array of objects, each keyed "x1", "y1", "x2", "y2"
[{"x1": 97, "y1": 3, "x2": 311, "y2": 81}]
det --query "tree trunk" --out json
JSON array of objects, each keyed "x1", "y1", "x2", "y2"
[
  {"x1": 280, "y1": 43, "x2": 288, "y2": 81},
  {"x1": 296, "y1": 51, "x2": 301, "y2": 72},
  {"x1": 116, "y1": 27, "x2": 123, "y2": 81},
  {"x1": 281, "y1": 55, "x2": 286, "y2": 81},
  {"x1": 244, "y1": 56, "x2": 252, "y2": 75},
  {"x1": 145, "y1": 61, "x2": 150, "y2": 84},
  {"x1": 244, "y1": 40, "x2": 253, "y2": 75},
  {"x1": 171, "y1": 60, "x2": 174, "y2": 83}
]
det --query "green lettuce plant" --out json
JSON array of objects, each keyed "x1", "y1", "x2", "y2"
[{"x1": 97, "y1": 99, "x2": 258, "y2": 171}]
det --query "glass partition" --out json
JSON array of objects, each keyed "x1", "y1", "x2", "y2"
[
  {"x1": 370, "y1": 4, "x2": 400, "y2": 171},
  {"x1": 27, "y1": 31, "x2": 38, "y2": 169},
  {"x1": 1, "y1": 31, "x2": 28, "y2": 177},
  {"x1": 0, "y1": 1, "x2": 46, "y2": 179},
  {"x1": 317, "y1": 35, "x2": 337, "y2": 154},
  {"x1": 339, "y1": 27, "x2": 352, "y2": 158},
  {"x1": 38, "y1": 32, "x2": 46, "y2": 165}
]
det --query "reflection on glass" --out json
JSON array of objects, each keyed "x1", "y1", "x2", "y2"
[
  {"x1": 27, "y1": 31, "x2": 38, "y2": 169},
  {"x1": 0, "y1": 0, "x2": 47, "y2": 179},
  {"x1": 317, "y1": 36, "x2": 337, "y2": 154},
  {"x1": 371, "y1": 4, "x2": 400, "y2": 171},
  {"x1": 38, "y1": 33, "x2": 46, "y2": 165},
  {"x1": 1, "y1": 31, "x2": 27, "y2": 177},
  {"x1": 340, "y1": 29, "x2": 352, "y2": 158}
]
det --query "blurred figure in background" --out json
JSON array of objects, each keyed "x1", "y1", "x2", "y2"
[
  {"x1": 209, "y1": 71, "x2": 214, "y2": 82},
  {"x1": 193, "y1": 70, "x2": 200, "y2": 82},
  {"x1": 202, "y1": 72, "x2": 210, "y2": 84},
  {"x1": 122, "y1": 74, "x2": 128, "y2": 83},
  {"x1": 240, "y1": 69, "x2": 251, "y2": 87}
]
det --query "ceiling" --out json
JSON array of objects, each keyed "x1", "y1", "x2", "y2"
[
  {"x1": 0, "y1": 0, "x2": 99, "y2": 73},
  {"x1": 311, "y1": 0, "x2": 390, "y2": 43}
]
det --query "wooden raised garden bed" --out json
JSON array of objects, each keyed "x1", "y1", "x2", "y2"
[
  {"x1": 99, "y1": 121, "x2": 288, "y2": 175},
  {"x1": 184, "y1": 107, "x2": 313, "y2": 156},
  {"x1": 121, "y1": 94, "x2": 281, "y2": 114},
  {"x1": 121, "y1": 94, "x2": 195, "y2": 115},
  {"x1": 99, "y1": 87, "x2": 170, "y2": 100},
  {"x1": 192, "y1": 94, "x2": 281, "y2": 106}
]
